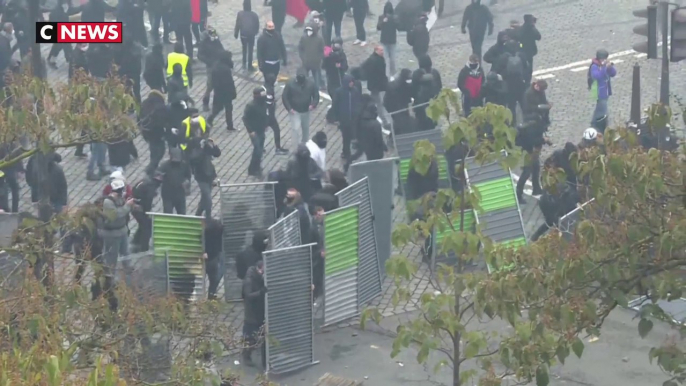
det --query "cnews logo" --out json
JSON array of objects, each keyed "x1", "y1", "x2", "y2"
[{"x1": 36, "y1": 22, "x2": 122, "y2": 43}]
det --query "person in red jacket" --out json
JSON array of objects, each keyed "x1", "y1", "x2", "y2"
[
  {"x1": 102, "y1": 171, "x2": 133, "y2": 199},
  {"x1": 191, "y1": 0, "x2": 208, "y2": 43}
]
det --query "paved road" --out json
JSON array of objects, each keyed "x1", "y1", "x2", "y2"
[{"x1": 14, "y1": 0, "x2": 686, "y2": 336}]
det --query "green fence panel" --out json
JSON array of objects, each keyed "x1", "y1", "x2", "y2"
[
  {"x1": 435, "y1": 210, "x2": 477, "y2": 246},
  {"x1": 324, "y1": 207, "x2": 360, "y2": 276},
  {"x1": 151, "y1": 214, "x2": 205, "y2": 300},
  {"x1": 473, "y1": 177, "x2": 517, "y2": 214},
  {"x1": 486, "y1": 236, "x2": 527, "y2": 273}
]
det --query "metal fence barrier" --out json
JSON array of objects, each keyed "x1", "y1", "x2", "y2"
[
  {"x1": 264, "y1": 243, "x2": 319, "y2": 374},
  {"x1": 150, "y1": 213, "x2": 206, "y2": 301},
  {"x1": 348, "y1": 158, "x2": 397, "y2": 277},
  {"x1": 336, "y1": 178, "x2": 382, "y2": 307},
  {"x1": 220, "y1": 182, "x2": 277, "y2": 302},
  {"x1": 322, "y1": 204, "x2": 360, "y2": 327},
  {"x1": 268, "y1": 209, "x2": 301, "y2": 249},
  {"x1": 118, "y1": 249, "x2": 170, "y2": 302},
  {"x1": 0, "y1": 213, "x2": 20, "y2": 248}
]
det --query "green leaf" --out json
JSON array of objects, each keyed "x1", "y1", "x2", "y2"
[
  {"x1": 555, "y1": 345, "x2": 568, "y2": 365},
  {"x1": 500, "y1": 347, "x2": 511, "y2": 367},
  {"x1": 464, "y1": 341, "x2": 480, "y2": 359},
  {"x1": 638, "y1": 318, "x2": 654, "y2": 338},
  {"x1": 571, "y1": 338, "x2": 584, "y2": 358},
  {"x1": 536, "y1": 365, "x2": 550, "y2": 386},
  {"x1": 610, "y1": 289, "x2": 629, "y2": 308}
]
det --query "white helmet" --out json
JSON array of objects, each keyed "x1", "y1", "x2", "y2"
[
  {"x1": 583, "y1": 127, "x2": 598, "y2": 141},
  {"x1": 109, "y1": 170, "x2": 125, "y2": 182},
  {"x1": 110, "y1": 179, "x2": 125, "y2": 190}
]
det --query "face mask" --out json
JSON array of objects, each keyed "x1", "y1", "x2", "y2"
[
  {"x1": 296, "y1": 75, "x2": 306, "y2": 83},
  {"x1": 313, "y1": 18, "x2": 319, "y2": 24},
  {"x1": 405, "y1": 79, "x2": 412, "y2": 84},
  {"x1": 333, "y1": 44, "x2": 341, "y2": 51},
  {"x1": 319, "y1": 141, "x2": 327, "y2": 148},
  {"x1": 266, "y1": 29, "x2": 274, "y2": 34},
  {"x1": 306, "y1": 30, "x2": 313, "y2": 36},
  {"x1": 469, "y1": 63, "x2": 478, "y2": 69},
  {"x1": 62, "y1": 4, "x2": 68, "y2": 11},
  {"x1": 285, "y1": 196, "x2": 295, "y2": 204}
]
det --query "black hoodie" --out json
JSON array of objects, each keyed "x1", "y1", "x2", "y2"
[
  {"x1": 204, "y1": 218, "x2": 224, "y2": 261},
  {"x1": 322, "y1": 38, "x2": 349, "y2": 92},
  {"x1": 411, "y1": 55, "x2": 442, "y2": 99},
  {"x1": 139, "y1": 90, "x2": 167, "y2": 142},
  {"x1": 211, "y1": 51, "x2": 237, "y2": 102},
  {"x1": 384, "y1": 68, "x2": 413, "y2": 113},
  {"x1": 377, "y1": 2, "x2": 398, "y2": 45},
  {"x1": 236, "y1": 230, "x2": 268, "y2": 280},
  {"x1": 461, "y1": 0, "x2": 493, "y2": 36},
  {"x1": 144, "y1": 45, "x2": 166, "y2": 91},
  {"x1": 257, "y1": 29, "x2": 287, "y2": 67},
  {"x1": 355, "y1": 97, "x2": 387, "y2": 160},
  {"x1": 157, "y1": 148, "x2": 191, "y2": 200},
  {"x1": 407, "y1": 16, "x2": 430, "y2": 57},
  {"x1": 361, "y1": 51, "x2": 388, "y2": 93}
]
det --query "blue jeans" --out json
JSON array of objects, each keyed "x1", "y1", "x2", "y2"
[
  {"x1": 306, "y1": 68, "x2": 322, "y2": 90},
  {"x1": 87, "y1": 142, "x2": 107, "y2": 175},
  {"x1": 382, "y1": 44, "x2": 397, "y2": 77},
  {"x1": 592, "y1": 98, "x2": 608, "y2": 125}
]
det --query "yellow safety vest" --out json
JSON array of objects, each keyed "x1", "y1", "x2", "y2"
[
  {"x1": 167, "y1": 52, "x2": 189, "y2": 87},
  {"x1": 179, "y1": 116, "x2": 207, "y2": 151}
]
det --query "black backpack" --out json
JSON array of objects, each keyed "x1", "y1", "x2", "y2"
[{"x1": 506, "y1": 54, "x2": 524, "y2": 80}]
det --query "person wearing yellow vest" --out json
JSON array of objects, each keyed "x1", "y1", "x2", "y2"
[
  {"x1": 179, "y1": 110, "x2": 209, "y2": 152},
  {"x1": 167, "y1": 42, "x2": 193, "y2": 89}
]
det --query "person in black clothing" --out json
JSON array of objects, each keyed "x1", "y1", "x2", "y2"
[
  {"x1": 208, "y1": 51, "x2": 237, "y2": 131},
  {"x1": 0, "y1": 143, "x2": 22, "y2": 213},
  {"x1": 331, "y1": 74, "x2": 363, "y2": 159},
  {"x1": 140, "y1": 90, "x2": 167, "y2": 177},
  {"x1": 244, "y1": 87, "x2": 269, "y2": 177},
  {"x1": 170, "y1": 0, "x2": 193, "y2": 58},
  {"x1": 406, "y1": 14, "x2": 429, "y2": 61},
  {"x1": 147, "y1": 0, "x2": 171, "y2": 43},
  {"x1": 414, "y1": 71, "x2": 438, "y2": 131},
  {"x1": 198, "y1": 27, "x2": 225, "y2": 111},
  {"x1": 531, "y1": 182, "x2": 579, "y2": 242},
  {"x1": 347, "y1": 95, "x2": 387, "y2": 170},
  {"x1": 351, "y1": 0, "x2": 368, "y2": 44},
  {"x1": 270, "y1": 0, "x2": 287, "y2": 34},
  {"x1": 515, "y1": 79, "x2": 551, "y2": 202},
  {"x1": 87, "y1": 43, "x2": 113, "y2": 79},
  {"x1": 496, "y1": 40, "x2": 528, "y2": 122},
  {"x1": 48, "y1": 154, "x2": 68, "y2": 215},
  {"x1": 411, "y1": 54, "x2": 442, "y2": 99},
  {"x1": 79, "y1": 0, "x2": 116, "y2": 22},
  {"x1": 158, "y1": 147, "x2": 191, "y2": 214},
  {"x1": 283, "y1": 187, "x2": 312, "y2": 243},
  {"x1": 309, "y1": 206, "x2": 325, "y2": 299},
  {"x1": 360, "y1": 45, "x2": 389, "y2": 126},
  {"x1": 236, "y1": 229, "x2": 268, "y2": 280},
  {"x1": 241, "y1": 261, "x2": 267, "y2": 368},
  {"x1": 519, "y1": 14, "x2": 540, "y2": 85},
  {"x1": 406, "y1": 154, "x2": 438, "y2": 201},
  {"x1": 323, "y1": 0, "x2": 346, "y2": 44},
  {"x1": 130, "y1": 174, "x2": 162, "y2": 252},
  {"x1": 235, "y1": 0, "x2": 260, "y2": 72},
  {"x1": 457, "y1": 54, "x2": 485, "y2": 117},
  {"x1": 377, "y1": 2, "x2": 397, "y2": 77},
  {"x1": 117, "y1": 0, "x2": 148, "y2": 47},
  {"x1": 482, "y1": 71, "x2": 507, "y2": 107},
  {"x1": 461, "y1": 0, "x2": 493, "y2": 59},
  {"x1": 257, "y1": 21, "x2": 287, "y2": 88},
  {"x1": 0, "y1": 171, "x2": 10, "y2": 213},
  {"x1": 68, "y1": 43, "x2": 89, "y2": 81},
  {"x1": 285, "y1": 146, "x2": 322, "y2": 203},
  {"x1": 545, "y1": 141, "x2": 578, "y2": 186},
  {"x1": 384, "y1": 68, "x2": 414, "y2": 133},
  {"x1": 143, "y1": 43, "x2": 166, "y2": 92},
  {"x1": 190, "y1": 138, "x2": 220, "y2": 219},
  {"x1": 497, "y1": 19, "x2": 521, "y2": 45},
  {"x1": 482, "y1": 29, "x2": 508, "y2": 68},
  {"x1": 108, "y1": 134, "x2": 137, "y2": 172},
  {"x1": 115, "y1": 34, "x2": 144, "y2": 104},
  {"x1": 264, "y1": 72, "x2": 288, "y2": 155},
  {"x1": 322, "y1": 37, "x2": 348, "y2": 98},
  {"x1": 167, "y1": 63, "x2": 189, "y2": 105},
  {"x1": 46, "y1": 0, "x2": 79, "y2": 67},
  {"x1": 203, "y1": 218, "x2": 225, "y2": 300}
]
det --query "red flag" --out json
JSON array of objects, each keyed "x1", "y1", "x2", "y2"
[{"x1": 287, "y1": 0, "x2": 309, "y2": 23}]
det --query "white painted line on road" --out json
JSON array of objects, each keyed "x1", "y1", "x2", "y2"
[
  {"x1": 612, "y1": 59, "x2": 625, "y2": 64},
  {"x1": 570, "y1": 66, "x2": 588, "y2": 72},
  {"x1": 635, "y1": 53, "x2": 648, "y2": 58},
  {"x1": 536, "y1": 73, "x2": 556, "y2": 80},
  {"x1": 532, "y1": 49, "x2": 635, "y2": 76}
]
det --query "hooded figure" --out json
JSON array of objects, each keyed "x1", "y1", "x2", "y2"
[
  {"x1": 199, "y1": 27, "x2": 226, "y2": 110},
  {"x1": 203, "y1": 218, "x2": 224, "y2": 299},
  {"x1": 331, "y1": 74, "x2": 363, "y2": 158},
  {"x1": 298, "y1": 25, "x2": 325, "y2": 89},
  {"x1": 208, "y1": 50, "x2": 238, "y2": 131},
  {"x1": 414, "y1": 72, "x2": 438, "y2": 131},
  {"x1": 130, "y1": 174, "x2": 161, "y2": 252},
  {"x1": 235, "y1": 0, "x2": 260, "y2": 71},
  {"x1": 244, "y1": 86, "x2": 270, "y2": 177},
  {"x1": 236, "y1": 230, "x2": 269, "y2": 280},
  {"x1": 384, "y1": 68, "x2": 416, "y2": 134},
  {"x1": 411, "y1": 55, "x2": 442, "y2": 99},
  {"x1": 347, "y1": 95, "x2": 387, "y2": 169},
  {"x1": 144, "y1": 43, "x2": 166, "y2": 92},
  {"x1": 115, "y1": 33, "x2": 144, "y2": 103},
  {"x1": 157, "y1": 147, "x2": 191, "y2": 215},
  {"x1": 482, "y1": 71, "x2": 508, "y2": 106},
  {"x1": 497, "y1": 40, "x2": 528, "y2": 122},
  {"x1": 519, "y1": 14, "x2": 540, "y2": 84},
  {"x1": 69, "y1": 43, "x2": 89, "y2": 80},
  {"x1": 283, "y1": 68, "x2": 320, "y2": 144},
  {"x1": 483, "y1": 29, "x2": 508, "y2": 66},
  {"x1": 377, "y1": 2, "x2": 398, "y2": 75},
  {"x1": 461, "y1": 0, "x2": 493, "y2": 59},
  {"x1": 170, "y1": 0, "x2": 194, "y2": 57},
  {"x1": 531, "y1": 181, "x2": 579, "y2": 242},
  {"x1": 139, "y1": 90, "x2": 168, "y2": 176},
  {"x1": 322, "y1": 36, "x2": 349, "y2": 97},
  {"x1": 108, "y1": 134, "x2": 138, "y2": 171},
  {"x1": 87, "y1": 43, "x2": 113, "y2": 79},
  {"x1": 285, "y1": 145, "x2": 322, "y2": 202},
  {"x1": 167, "y1": 63, "x2": 189, "y2": 105},
  {"x1": 117, "y1": 0, "x2": 148, "y2": 47},
  {"x1": 406, "y1": 14, "x2": 429, "y2": 60},
  {"x1": 457, "y1": 54, "x2": 485, "y2": 116}
]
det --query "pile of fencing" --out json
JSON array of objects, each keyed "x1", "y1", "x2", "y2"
[{"x1": 218, "y1": 157, "x2": 395, "y2": 375}]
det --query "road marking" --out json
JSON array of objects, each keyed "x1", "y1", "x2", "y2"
[
  {"x1": 612, "y1": 59, "x2": 625, "y2": 64},
  {"x1": 570, "y1": 66, "x2": 588, "y2": 72},
  {"x1": 531, "y1": 49, "x2": 635, "y2": 76},
  {"x1": 635, "y1": 53, "x2": 648, "y2": 58},
  {"x1": 536, "y1": 73, "x2": 556, "y2": 80}
]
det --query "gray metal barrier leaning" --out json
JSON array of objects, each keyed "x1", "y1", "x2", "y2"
[
  {"x1": 0, "y1": 213, "x2": 21, "y2": 248},
  {"x1": 557, "y1": 199, "x2": 595, "y2": 241},
  {"x1": 336, "y1": 178, "x2": 382, "y2": 307},
  {"x1": 220, "y1": 182, "x2": 277, "y2": 302},
  {"x1": 348, "y1": 158, "x2": 397, "y2": 276},
  {"x1": 268, "y1": 210, "x2": 301, "y2": 249},
  {"x1": 118, "y1": 249, "x2": 170, "y2": 301},
  {"x1": 322, "y1": 204, "x2": 360, "y2": 327},
  {"x1": 264, "y1": 243, "x2": 319, "y2": 374}
]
